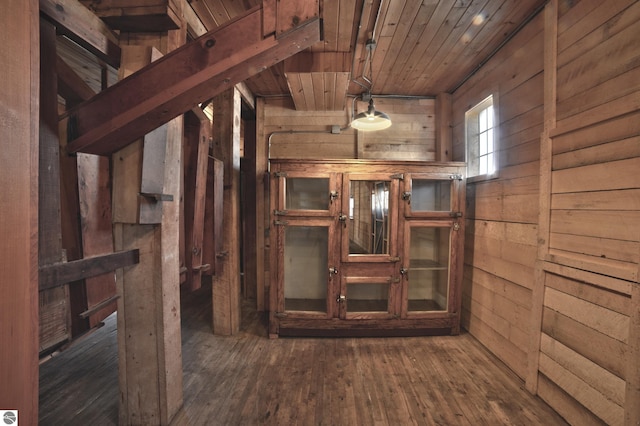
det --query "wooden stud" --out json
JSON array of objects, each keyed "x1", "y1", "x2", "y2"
[
  {"x1": 242, "y1": 117, "x2": 258, "y2": 299},
  {"x1": 527, "y1": 0, "x2": 557, "y2": 394},
  {"x1": 184, "y1": 111, "x2": 211, "y2": 291},
  {"x1": 39, "y1": 18, "x2": 71, "y2": 353},
  {"x1": 211, "y1": 88, "x2": 242, "y2": 335}
]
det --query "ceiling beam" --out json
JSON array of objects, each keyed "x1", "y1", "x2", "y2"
[
  {"x1": 66, "y1": 4, "x2": 320, "y2": 155},
  {"x1": 40, "y1": 0, "x2": 121, "y2": 68}
]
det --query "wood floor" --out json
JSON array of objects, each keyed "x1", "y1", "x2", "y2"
[{"x1": 39, "y1": 281, "x2": 567, "y2": 425}]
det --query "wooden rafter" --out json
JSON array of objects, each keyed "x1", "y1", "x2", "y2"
[
  {"x1": 40, "y1": 0, "x2": 121, "y2": 68},
  {"x1": 66, "y1": 3, "x2": 321, "y2": 156}
]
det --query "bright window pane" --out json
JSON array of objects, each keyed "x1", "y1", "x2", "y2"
[{"x1": 465, "y1": 95, "x2": 496, "y2": 178}]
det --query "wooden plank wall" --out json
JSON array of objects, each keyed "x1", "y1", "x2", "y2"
[
  {"x1": 535, "y1": 1, "x2": 640, "y2": 424},
  {"x1": 454, "y1": 1, "x2": 640, "y2": 424},
  {"x1": 451, "y1": 12, "x2": 545, "y2": 380},
  {"x1": 265, "y1": 96, "x2": 436, "y2": 160}
]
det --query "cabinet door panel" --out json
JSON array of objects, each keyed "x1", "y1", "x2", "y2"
[
  {"x1": 402, "y1": 221, "x2": 454, "y2": 317},
  {"x1": 278, "y1": 221, "x2": 338, "y2": 318},
  {"x1": 403, "y1": 173, "x2": 464, "y2": 219}
]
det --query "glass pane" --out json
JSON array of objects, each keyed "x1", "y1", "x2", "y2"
[
  {"x1": 480, "y1": 155, "x2": 487, "y2": 175},
  {"x1": 479, "y1": 131, "x2": 487, "y2": 155},
  {"x1": 285, "y1": 177, "x2": 329, "y2": 211},
  {"x1": 284, "y1": 226, "x2": 328, "y2": 312},
  {"x1": 407, "y1": 226, "x2": 450, "y2": 312},
  {"x1": 479, "y1": 108, "x2": 487, "y2": 131},
  {"x1": 346, "y1": 282, "x2": 389, "y2": 312},
  {"x1": 411, "y1": 180, "x2": 451, "y2": 212},
  {"x1": 349, "y1": 180, "x2": 390, "y2": 255}
]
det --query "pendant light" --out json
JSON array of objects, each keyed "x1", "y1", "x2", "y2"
[
  {"x1": 350, "y1": 39, "x2": 391, "y2": 131},
  {"x1": 351, "y1": 96, "x2": 392, "y2": 131}
]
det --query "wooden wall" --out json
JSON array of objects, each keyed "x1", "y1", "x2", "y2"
[
  {"x1": 535, "y1": 1, "x2": 640, "y2": 424},
  {"x1": 454, "y1": 1, "x2": 640, "y2": 424},
  {"x1": 265, "y1": 96, "x2": 435, "y2": 161},
  {"x1": 452, "y1": 11, "x2": 544, "y2": 380}
]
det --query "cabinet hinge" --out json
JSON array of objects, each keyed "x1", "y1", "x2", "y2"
[
  {"x1": 274, "y1": 220, "x2": 289, "y2": 226},
  {"x1": 274, "y1": 171, "x2": 288, "y2": 178},
  {"x1": 449, "y1": 211, "x2": 463, "y2": 218},
  {"x1": 274, "y1": 209, "x2": 288, "y2": 216},
  {"x1": 388, "y1": 256, "x2": 401, "y2": 262},
  {"x1": 390, "y1": 173, "x2": 404, "y2": 180},
  {"x1": 450, "y1": 174, "x2": 463, "y2": 181}
]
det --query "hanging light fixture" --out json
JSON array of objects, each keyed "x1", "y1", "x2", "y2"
[
  {"x1": 351, "y1": 96, "x2": 392, "y2": 131},
  {"x1": 350, "y1": 39, "x2": 391, "y2": 131}
]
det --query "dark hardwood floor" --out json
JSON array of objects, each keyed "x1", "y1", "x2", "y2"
[{"x1": 39, "y1": 281, "x2": 567, "y2": 425}]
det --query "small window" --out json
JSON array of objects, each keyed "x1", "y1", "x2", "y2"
[{"x1": 465, "y1": 95, "x2": 497, "y2": 179}]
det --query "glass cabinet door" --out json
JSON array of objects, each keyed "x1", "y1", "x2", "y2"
[
  {"x1": 341, "y1": 276, "x2": 393, "y2": 319},
  {"x1": 280, "y1": 222, "x2": 334, "y2": 317},
  {"x1": 402, "y1": 221, "x2": 453, "y2": 315},
  {"x1": 342, "y1": 173, "x2": 400, "y2": 262},
  {"x1": 404, "y1": 173, "x2": 463, "y2": 218},
  {"x1": 276, "y1": 172, "x2": 339, "y2": 217}
]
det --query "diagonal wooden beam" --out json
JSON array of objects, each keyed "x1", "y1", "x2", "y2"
[
  {"x1": 66, "y1": 4, "x2": 321, "y2": 156},
  {"x1": 56, "y1": 54, "x2": 96, "y2": 106},
  {"x1": 40, "y1": 0, "x2": 121, "y2": 68}
]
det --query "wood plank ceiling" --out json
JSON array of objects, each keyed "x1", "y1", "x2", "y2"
[{"x1": 188, "y1": 0, "x2": 547, "y2": 112}]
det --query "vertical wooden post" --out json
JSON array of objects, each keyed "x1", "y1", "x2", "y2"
[
  {"x1": 242, "y1": 117, "x2": 258, "y2": 300},
  {"x1": 256, "y1": 97, "x2": 268, "y2": 311},
  {"x1": 435, "y1": 93, "x2": 452, "y2": 162},
  {"x1": 39, "y1": 18, "x2": 72, "y2": 353},
  {"x1": 114, "y1": 5, "x2": 186, "y2": 422},
  {"x1": 212, "y1": 87, "x2": 242, "y2": 335},
  {"x1": 184, "y1": 110, "x2": 212, "y2": 291},
  {"x1": 527, "y1": 0, "x2": 557, "y2": 394},
  {"x1": 0, "y1": 0, "x2": 39, "y2": 423}
]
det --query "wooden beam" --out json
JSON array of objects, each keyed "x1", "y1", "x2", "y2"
[
  {"x1": 211, "y1": 87, "x2": 242, "y2": 335},
  {"x1": 39, "y1": 0, "x2": 121, "y2": 68},
  {"x1": 65, "y1": 5, "x2": 320, "y2": 156},
  {"x1": 0, "y1": 0, "x2": 40, "y2": 423},
  {"x1": 39, "y1": 250, "x2": 140, "y2": 291},
  {"x1": 284, "y1": 51, "x2": 351, "y2": 73},
  {"x1": 57, "y1": 54, "x2": 96, "y2": 105},
  {"x1": 78, "y1": 0, "x2": 181, "y2": 32},
  {"x1": 184, "y1": 110, "x2": 211, "y2": 291},
  {"x1": 78, "y1": 294, "x2": 119, "y2": 319}
]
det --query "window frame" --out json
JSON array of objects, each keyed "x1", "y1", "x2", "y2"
[{"x1": 465, "y1": 94, "x2": 499, "y2": 182}]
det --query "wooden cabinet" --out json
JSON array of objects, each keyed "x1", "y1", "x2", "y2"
[{"x1": 269, "y1": 159, "x2": 466, "y2": 337}]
